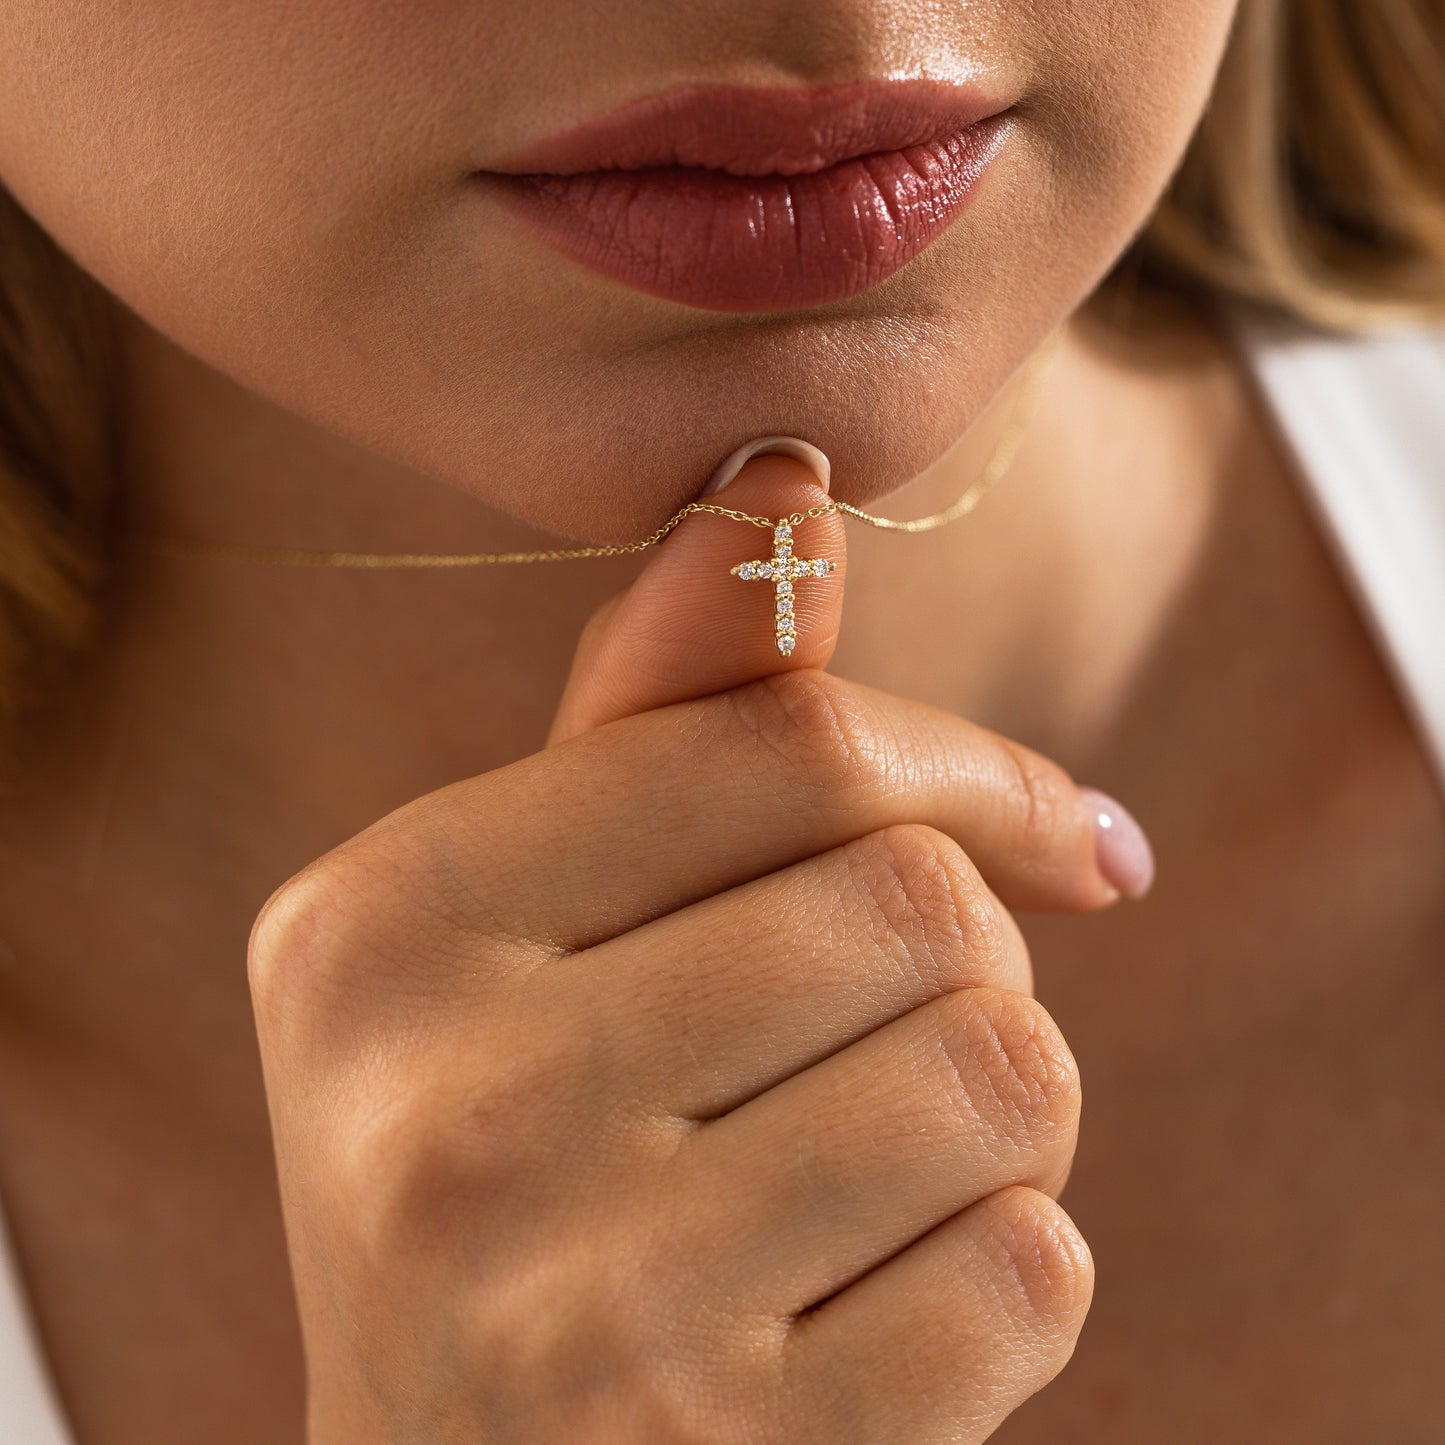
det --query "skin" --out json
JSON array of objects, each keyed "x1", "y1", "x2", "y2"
[
  {"x1": 0, "y1": 0, "x2": 1443, "y2": 1441},
  {"x1": 0, "y1": 0, "x2": 1230, "y2": 540}
]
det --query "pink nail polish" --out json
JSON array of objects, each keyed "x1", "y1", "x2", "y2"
[
  {"x1": 702, "y1": 435, "x2": 832, "y2": 496},
  {"x1": 1078, "y1": 786, "x2": 1155, "y2": 900}
]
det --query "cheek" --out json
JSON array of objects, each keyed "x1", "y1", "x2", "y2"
[
  {"x1": 0, "y1": 0, "x2": 1239, "y2": 546},
  {"x1": 1026, "y1": 0, "x2": 1240, "y2": 242},
  {"x1": 0, "y1": 1, "x2": 518, "y2": 433}
]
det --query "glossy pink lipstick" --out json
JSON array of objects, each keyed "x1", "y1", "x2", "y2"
[{"x1": 476, "y1": 80, "x2": 1012, "y2": 312}]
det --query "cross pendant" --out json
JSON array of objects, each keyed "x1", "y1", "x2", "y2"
[{"x1": 729, "y1": 522, "x2": 837, "y2": 656}]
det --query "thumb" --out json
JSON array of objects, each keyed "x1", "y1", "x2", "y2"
[{"x1": 548, "y1": 442, "x2": 843, "y2": 745}]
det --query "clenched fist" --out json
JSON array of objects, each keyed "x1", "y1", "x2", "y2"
[{"x1": 250, "y1": 457, "x2": 1127, "y2": 1444}]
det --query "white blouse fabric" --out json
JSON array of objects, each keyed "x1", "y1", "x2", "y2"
[
  {"x1": 1, "y1": 310, "x2": 1442, "y2": 1442},
  {"x1": 0, "y1": 1227, "x2": 68, "y2": 1445},
  {"x1": 1224, "y1": 306, "x2": 1445, "y2": 800}
]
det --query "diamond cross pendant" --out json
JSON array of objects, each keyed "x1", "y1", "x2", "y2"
[{"x1": 729, "y1": 522, "x2": 837, "y2": 656}]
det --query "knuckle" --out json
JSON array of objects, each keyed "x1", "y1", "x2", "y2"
[
  {"x1": 326, "y1": 1089, "x2": 436, "y2": 1249},
  {"x1": 995, "y1": 733, "x2": 1072, "y2": 861},
  {"x1": 850, "y1": 825, "x2": 1014, "y2": 988},
  {"x1": 931, "y1": 988, "x2": 1082, "y2": 1152},
  {"x1": 247, "y1": 843, "x2": 421, "y2": 1039},
  {"x1": 248, "y1": 832, "x2": 511, "y2": 1045},
  {"x1": 247, "y1": 856, "x2": 364, "y2": 1012},
  {"x1": 978, "y1": 1185, "x2": 1095, "y2": 1340},
  {"x1": 339, "y1": 1015, "x2": 607, "y2": 1251},
  {"x1": 461, "y1": 1234, "x2": 734, "y2": 1445},
  {"x1": 328, "y1": 1062, "x2": 541, "y2": 1268},
  {"x1": 726, "y1": 670, "x2": 895, "y2": 808}
]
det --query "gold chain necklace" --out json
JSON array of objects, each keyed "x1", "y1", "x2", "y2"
[{"x1": 131, "y1": 333, "x2": 1060, "y2": 655}]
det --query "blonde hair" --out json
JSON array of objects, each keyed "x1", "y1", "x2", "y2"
[
  {"x1": 1130, "y1": 0, "x2": 1445, "y2": 329},
  {"x1": 0, "y1": 193, "x2": 121, "y2": 790},
  {"x1": 1, "y1": 0, "x2": 1443, "y2": 787}
]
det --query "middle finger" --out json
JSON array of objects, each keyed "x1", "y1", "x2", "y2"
[{"x1": 538, "y1": 822, "x2": 1032, "y2": 1121}]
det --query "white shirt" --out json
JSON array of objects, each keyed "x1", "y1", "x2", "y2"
[
  {"x1": 1224, "y1": 306, "x2": 1445, "y2": 799},
  {"x1": 2, "y1": 309, "x2": 1443, "y2": 1442}
]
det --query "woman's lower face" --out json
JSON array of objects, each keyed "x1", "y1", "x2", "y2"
[{"x1": 0, "y1": 0, "x2": 1237, "y2": 537}]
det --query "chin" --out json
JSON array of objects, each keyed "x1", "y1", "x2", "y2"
[{"x1": 406, "y1": 254, "x2": 1087, "y2": 546}]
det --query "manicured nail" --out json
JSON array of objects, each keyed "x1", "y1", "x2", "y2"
[
  {"x1": 703, "y1": 435, "x2": 832, "y2": 495},
  {"x1": 1078, "y1": 786, "x2": 1155, "y2": 900}
]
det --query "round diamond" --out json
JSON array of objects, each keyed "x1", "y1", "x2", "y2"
[
  {"x1": 777, "y1": 634, "x2": 797, "y2": 655},
  {"x1": 776, "y1": 596, "x2": 793, "y2": 614},
  {"x1": 812, "y1": 559, "x2": 830, "y2": 577},
  {"x1": 758, "y1": 562, "x2": 774, "y2": 578},
  {"x1": 774, "y1": 524, "x2": 793, "y2": 541},
  {"x1": 778, "y1": 580, "x2": 793, "y2": 596},
  {"x1": 777, "y1": 616, "x2": 795, "y2": 635},
  {"x1": 776, "y1": 544, "x2": 792, "y2": 560},
  {"x1": 737, "y1": 562, "x2": 756, "y2": 580}
]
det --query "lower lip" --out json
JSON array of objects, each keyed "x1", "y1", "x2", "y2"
[{"x1": 476, "y1": 114, "x2": 1011, "y2": 313}]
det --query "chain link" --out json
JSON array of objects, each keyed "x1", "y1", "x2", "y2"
[{"x1": 133, "y1": 332, "x2": 1060, "y2": 569}]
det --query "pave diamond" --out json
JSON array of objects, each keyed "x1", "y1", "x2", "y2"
[{"x1": 732, "y1": 519, "x2": 836, "y2": 657}]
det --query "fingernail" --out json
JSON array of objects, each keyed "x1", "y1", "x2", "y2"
[
  {"x1": 1078, "y1": 786, "x2": 1155, "y2": 900},
  {"x1": 703, "y1": 435, "x2": 832, "y2": 496}
]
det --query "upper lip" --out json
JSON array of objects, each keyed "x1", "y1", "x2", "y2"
[{"x1": 484, "y1": 78, "x2": 1010, "y2": 177}]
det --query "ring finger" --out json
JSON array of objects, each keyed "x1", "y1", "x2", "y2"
[{"x1": 670, "y1": 983, "x2": 1080, "y2": 1319}]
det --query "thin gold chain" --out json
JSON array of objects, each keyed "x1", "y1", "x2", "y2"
[{"x1": 132, "y1": 333, "x2": 1060, "y2": 569}]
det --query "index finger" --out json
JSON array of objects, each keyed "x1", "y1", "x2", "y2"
[{"x1": 350, "y1": 668, "x2": 1123, "y2": 953}]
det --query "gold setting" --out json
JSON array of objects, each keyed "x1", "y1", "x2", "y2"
[{"x1": 730, "y1": 522, "x2": 836, "y2": 656}]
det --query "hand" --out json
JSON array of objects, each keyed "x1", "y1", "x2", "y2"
[{"x1": 250, "y1": 457, "x2": 1123, "y2": 1443}]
